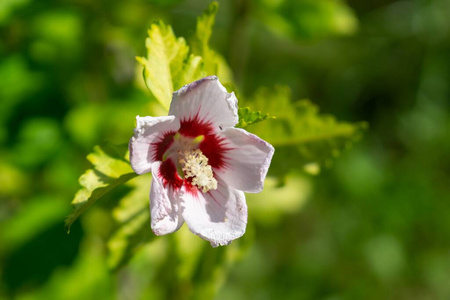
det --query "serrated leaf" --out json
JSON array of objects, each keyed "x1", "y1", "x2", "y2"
[
  {"x1": 248, "y1": 86, "x2": 367, "y2": 174},
  {"x1": 191, "y1": 1, "x2": 217, "y2": 70},
  {"x1": 174, "y1": 54, "x2": 204, "y2": 90},
  {"x1": 194, "y1": 1, "x2": 218, "y2": 48},
  {"x1": 65, "y1": 144, "x2": 138, "y2": 232},
  {"x1": 190, "y1": 1, "x2": 233, "y2": 84},
  {"x1": 86, "y1": 144, "x2": 132, "y2": 177},
  {"x1": 137, "y1": 2, "x2": 234, "y2": 111},
  {"x1": 137, "y1": 21, "x2": 203, "y2": 111},
  {"x1": 236, "y1": 107, "x2": 273, "y2": 128}
]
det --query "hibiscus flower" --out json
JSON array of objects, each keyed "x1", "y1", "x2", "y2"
[{"x1": 129, "y1": 76, "x2": 274, "y2": 246}]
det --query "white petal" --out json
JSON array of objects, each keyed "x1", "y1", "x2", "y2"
[
  {"x1": 129, "y1": 115, "x2": 180, "y2": 174},
  {"x1": 216, "y1": 128, "x2": 274, "y2": 193},
  {"x1": 169, "y1": 76, "x2": 238, "y2": 130},
  {"x1": 179, "y1": 179, "x2": 247, "y2": 247},
  {"x1": 150, "y1": 162, "x2": 184, "y2": 235}
]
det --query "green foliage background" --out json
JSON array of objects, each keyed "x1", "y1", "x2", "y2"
[{"x1": 1, "y1": 0, "x2": 450, "y2": 299}]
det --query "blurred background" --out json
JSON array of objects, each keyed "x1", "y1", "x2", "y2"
[{"x1": 1, "y1": 0, "x2": 450, "y2": 299}]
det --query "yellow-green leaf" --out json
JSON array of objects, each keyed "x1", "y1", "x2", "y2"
[
  {"x1": 137, "y1": 20, "x2": 205, "y2": 111},
  {"x1": 65, "y1": 144, "x2": 138, "y2": 232},
  {"x1": 247, "y1": 86, "x2": 367, "y2": 174},
  {"x1": 190, "y1": 1, "x2": 233, "y2": 84},
  {"x1": 137, "y1": 2, "x2": 234, "y2": 110}
]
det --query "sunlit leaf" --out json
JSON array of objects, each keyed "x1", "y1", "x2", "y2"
[
  {"x1": 248, "y1": 86, "x2": 367, "y2": 174},
  {"x1": 191, "y1": 1, "x2": 217, "y2": 75},
  {"x1": 190, "y1": 1, "x2": 233, "y2": 84},
  {"x1": 136, "y1": 21, "x2": 203, "y2": 111},
  {"x1": 194, "y1": 1, "x2": 217, "y2": 50},
  {"x1": 137, "y1": 1, "x2": 234, "y2": 111},
  {"x1": 173, "y1": 54, "x2": 204, "y2": 91},
  {"x1": 65, "y1": 144, "x2": 137, "y2": 232}
]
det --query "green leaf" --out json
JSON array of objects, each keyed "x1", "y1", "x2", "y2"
[
  {"x1": 190, "y1": 1, "x2": 233, "y2": 84},
  {"x1": 191, "y1": 1, "x2": 217, "y2": 71},
  {"x1": 194, "y1": 1, "x2": 218, "y2": 49},
  {"x1": 247, "y1": 86, "x2": 367, "y2": 174},
  {"x1": 173, "y1": 54, "x2": 204, "y2": 91},
  {"x1": 65, "y1": 144, "x2": 138, "y2": 232},
  {"x1": 137, "y1": 2, "x2": 235, "y2": 111},
  {"x1": 136, "y1": 20, "x2": 203, "y2": 111},
  {"x1": 236, "y1": 107, "x2": 273, "y2": 128}
]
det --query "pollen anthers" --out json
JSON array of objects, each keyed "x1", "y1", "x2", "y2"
[
  {"x1": 178, "y1": 148, "x2": 217, "y2": 193},
  {"x1": 161, "y1": 133, "x2": 217, "y2": 193}
]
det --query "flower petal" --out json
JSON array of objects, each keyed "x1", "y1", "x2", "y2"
[
  {"x1": 216, "y1": 128, "x2": 274, "y2": 193},
  {"x1": 179, "y1": 179, "x2": 247, "y2": 247},
  {"x1": 129, "y1": 115, "x2": 180, "y2": 175},
  {"x1": 169, "y1": 76, "x2": 238, "y2": 130},
  {"x1": 150, "y1": 162, "x2": 184, "y2": 235}
]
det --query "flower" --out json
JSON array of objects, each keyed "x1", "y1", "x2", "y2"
[{"x1": 129, "y1": 76, "x2": 274, "y2": 246}]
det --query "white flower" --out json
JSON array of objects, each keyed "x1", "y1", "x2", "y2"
[{"x1": 129, "y1": 76, "x2": 274, "y2": 247}]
